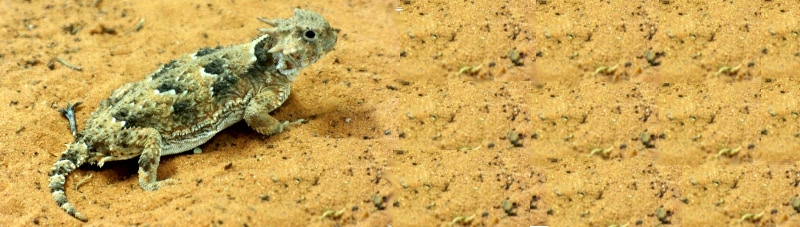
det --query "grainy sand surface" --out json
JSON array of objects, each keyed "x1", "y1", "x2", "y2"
[{"x1": 1, "y1": 0, "x2": 799, "y2": 226}]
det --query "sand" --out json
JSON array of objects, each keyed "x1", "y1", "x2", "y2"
[{"x1": 1, "y1": 0, "x2": 799, "y2": 226}]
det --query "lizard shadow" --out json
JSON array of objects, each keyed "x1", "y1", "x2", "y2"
[
  {"x1": 78, "y1": 159, "x2": 138, "y2": 186},
  {"x1": 218, "y1": 94, "x2": 385, "y2": 142},
  {"x1": 79, "y1": 154, "x2": 184, "y2": 186},
  {"x1": 272, "y1": 94, "x2": 384, "y2": 140},
  {"x1": 78, "y1": 93, "x2": 385, "y2": 186}
]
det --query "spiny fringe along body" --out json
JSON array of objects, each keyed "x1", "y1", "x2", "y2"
[{"x1": 49, "y1": 9, "x2": 337, "y2": 221}]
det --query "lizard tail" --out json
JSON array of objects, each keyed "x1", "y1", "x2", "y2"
[{"x1": 49, "y1": 142, "x2": 89, "y2": 222}]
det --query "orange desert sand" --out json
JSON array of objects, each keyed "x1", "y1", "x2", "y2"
[{"x1": 1, "y1": 0, "x2": 799, "y2": 226}]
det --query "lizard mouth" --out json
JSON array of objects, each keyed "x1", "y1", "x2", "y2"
[{"x1": 276, "y1": 53, "x2": 300, "y2": 76}]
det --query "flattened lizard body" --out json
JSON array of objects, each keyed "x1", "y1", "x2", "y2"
[{"x1": 48, "y1": 9, "x2": 337, "y2": 221}]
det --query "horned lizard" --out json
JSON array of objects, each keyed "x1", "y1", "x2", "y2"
[{"x1": 48, "y1": 9, "x2": 337, "y2": 221}]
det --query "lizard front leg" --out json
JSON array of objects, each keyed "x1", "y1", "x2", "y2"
[
  {"x1": 130, "y1": 128, "x2": 174, "y2": 190},
  {"x1": 244, "y1": 85, "x2": 302, "y2": 136}
]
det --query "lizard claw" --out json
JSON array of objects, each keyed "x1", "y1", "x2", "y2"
[
  {"x1": 277, "y1": 119, "x2": 305, "y2": 133},
  {"x1": 288, "y1": 118, "x2": 306, "y2": 125}
]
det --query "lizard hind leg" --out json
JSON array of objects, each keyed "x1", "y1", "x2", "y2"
[
  {"x1": 49, "y1": 142, "x2": 89, "y2": 221},
  {"x1": 130, "y1": 128, "x2": 174, "y2": 191}
]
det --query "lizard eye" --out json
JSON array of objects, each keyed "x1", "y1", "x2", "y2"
[{"x1": 303, "y1": 30, "x2": 317, "y2": 41}]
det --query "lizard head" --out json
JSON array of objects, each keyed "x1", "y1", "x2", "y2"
[{"x1": 258, "y1": 9, "x2": 338, "y2": 79}]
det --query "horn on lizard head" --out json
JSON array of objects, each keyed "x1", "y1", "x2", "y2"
[{"x1": 257, "y1": 17, "x2": 279, "y2": 27}]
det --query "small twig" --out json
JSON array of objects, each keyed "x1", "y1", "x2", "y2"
[
  {"x1": 75, "y1": 174, "x2": 94, "y2": 192},
  {"x1": 738, "y1": 211, "x2": 764, "y2": 223},
  {"x1": 456, "y1": 64, "x2": 482, "y2": 76},
  {"x1": 126, "y1": 18, "x2": 145, "y2": 35},
  {"x1": 449, "y1": 214, "x2": 475, "y2": 226},
  {"x1": 458, "y1": 145, "x2": 481, "y2": 151},
  {"x1": 588, "y1": 146, "x2": 613, "y2": 158},
  {"x1": 592, "y1": 64, "x2": 618, "y2": 76},
  {"x1": 55, "y1": 57, "x2": 83, "y2": 71},
  {"x1": 715, "y1": 64, "x2": 741, "y2": 76},
  {"x1": 716, "y1": 146, "x2": 741, "y2": 158},
  {"x1": 320, "y1": 208, "x2": 345, "y2": 219}
]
